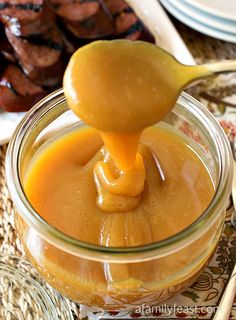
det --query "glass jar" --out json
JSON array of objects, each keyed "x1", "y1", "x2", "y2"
[
  {"x1": 0, "y1": 254, "x2": 73, "y2": 319},
  {"x1": 5, "y1": 89, "x2": 233, "y2": 311}
]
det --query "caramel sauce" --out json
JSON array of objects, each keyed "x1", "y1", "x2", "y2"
[
  {"x1": 22, "y1": 40, "x2": 217, "y2": 307},
  {"x1": 24, "y1": 126, "x2": 214, "y2": 244},
  {"x1": 63, "y1": 40, "x2": 214, "y2": 212}
]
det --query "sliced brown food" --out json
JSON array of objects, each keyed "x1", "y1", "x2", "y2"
[
  {"x1": 1, "y1": 1, "x2": 55, "y2": 37},
  {"x1": 61, "y1": 31, "x2": 76, "y2": 55},
  {"x1": 103, "y1": 0, "x2": 129, "y2": 15},
  {"x1": 50, "y1": 0, "x2": 100, "y2": 21},
  {"x1": 0, "y1": 0, "x2": 44, "y2": 21},
  {"x1": 0, "y1": 64, "x2": 46, "y2": 112},
  {"x1": 103, "y1": 0, "x2": 155, "y2": 42},
  {"x1": 6, "y1": 25, "x2": 63, "y2": 67},
  {"x1": 6, "y1": 25, "x2": 64, "y2": 86},
  {"x1": 22, "y1": 59, "x2": 64, "y2": 87},
  {"x1": 125, "y1": 29, "x2": 143, "y2": 41},
  {"x1": 125, "y1": 26, "x2": 155, "y2": 43},
  {"x1": 114, "y1": 11, "x2": 138, "y2": 35},
  {"x1": 114, "y1": 18, "x2": 155, "y2": 43},
  {"x1": 0, "y1": 32, "x2": 16, "y2": 62},
  {"x1": 0, "y1": 53, "x2": 6, "y2": 73},
  {"x1": 65, "y1": 4, "x2": 114, "y2": 39},
  {"x1": 128, "y1": 30, "x2": 155, "y2": 43}
]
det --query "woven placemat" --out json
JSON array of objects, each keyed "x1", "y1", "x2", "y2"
[
  {"x1": 0, "y1": 145, "x2": 21, "y2": 257},
  {"x1": 1, "y1": 20, "x2": 236, "y2": 320}
]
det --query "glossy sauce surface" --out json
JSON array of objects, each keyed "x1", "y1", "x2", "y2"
[
  {"x1": 24, "y1": 126, "x2": 214, "y2": 245},
  {"x1": 63, "y1": 40, "x2": 188, "y2": 133}
]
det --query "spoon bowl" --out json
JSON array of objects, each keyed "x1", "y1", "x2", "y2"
[{"x1": 64, "y1": 40, "x2": 236, "y2": 133}]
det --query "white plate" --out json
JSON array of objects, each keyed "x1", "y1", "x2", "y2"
[
  {"x1": 170, "y1": 0, "x2": 236, "y2": 34},
  {"x1": 183, "y1": 0, "x2": 236, "y2": 21},
  {"x1": 160, "y1": 0, "x2": 236, "y2": 43},
  {"x1": 0, "y1": 0, "x2": 194, "y2": 146}
]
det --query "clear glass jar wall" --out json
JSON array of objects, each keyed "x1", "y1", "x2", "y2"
[{"x1": 6, "y1": 90, "x2": 233, "y2": 311}]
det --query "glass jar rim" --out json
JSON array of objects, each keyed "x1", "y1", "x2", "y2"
[{"x1": 5, "y1": 89, "x2": 233, "y2": 261}]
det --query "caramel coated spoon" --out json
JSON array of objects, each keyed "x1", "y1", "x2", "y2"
[
  {"x1": 64, "y1": 40, "x2": 236, "y2": 169},
  {"x1": 64, "y1": 40, "x2": 236, "y2": 133}
]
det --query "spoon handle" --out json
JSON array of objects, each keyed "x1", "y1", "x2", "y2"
[
  {"x1": 181, "y1": 61, "x2": 236, "y2": 86},
  {"x1": 205, "y1": 60, "x2": 236, "y2": 75}
]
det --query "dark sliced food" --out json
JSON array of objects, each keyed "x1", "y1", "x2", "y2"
[
  {"x1": 61, "y1": 31, "x2": 77, "y2": 55},
  {"x1": 0, "y1": 64, "x2": 46, "y2": 112},
  {"x1": 104, "y1": 0, "x2": 150, "y2": 40},
  {"x1": 66, "y1": 4, "x2": 114, "y2": 39},
  {"x1": 6, "y1": 25, "x2": 63, "y2": 86},
  {"x1": 0, "y1": 32, "x2": 16, "y2": 62},
  {"x1": 104, "y1": 0, "x2": 129, "y2": 15},
  {"x1": 114, "y1": 10, "x2": 138, "y2": 35},
  {"x1": 50, "y1": 0, "x2": 100, "y2": 21},
  {"x1": 1, "y1": 1, "x2": 55, "y2": 37},
  {"x1": 0, "y1": 0, "x2": 155, "y2": 112},
  {"x1": 0, "y1": 0, "x2": 44, "y2": 20},
  {"x1": 21, "y1": 58, "x2": 64, "y2": 87},
  {"x1": 5, "y1": 24, "x2": 63, "y2": 68}
]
